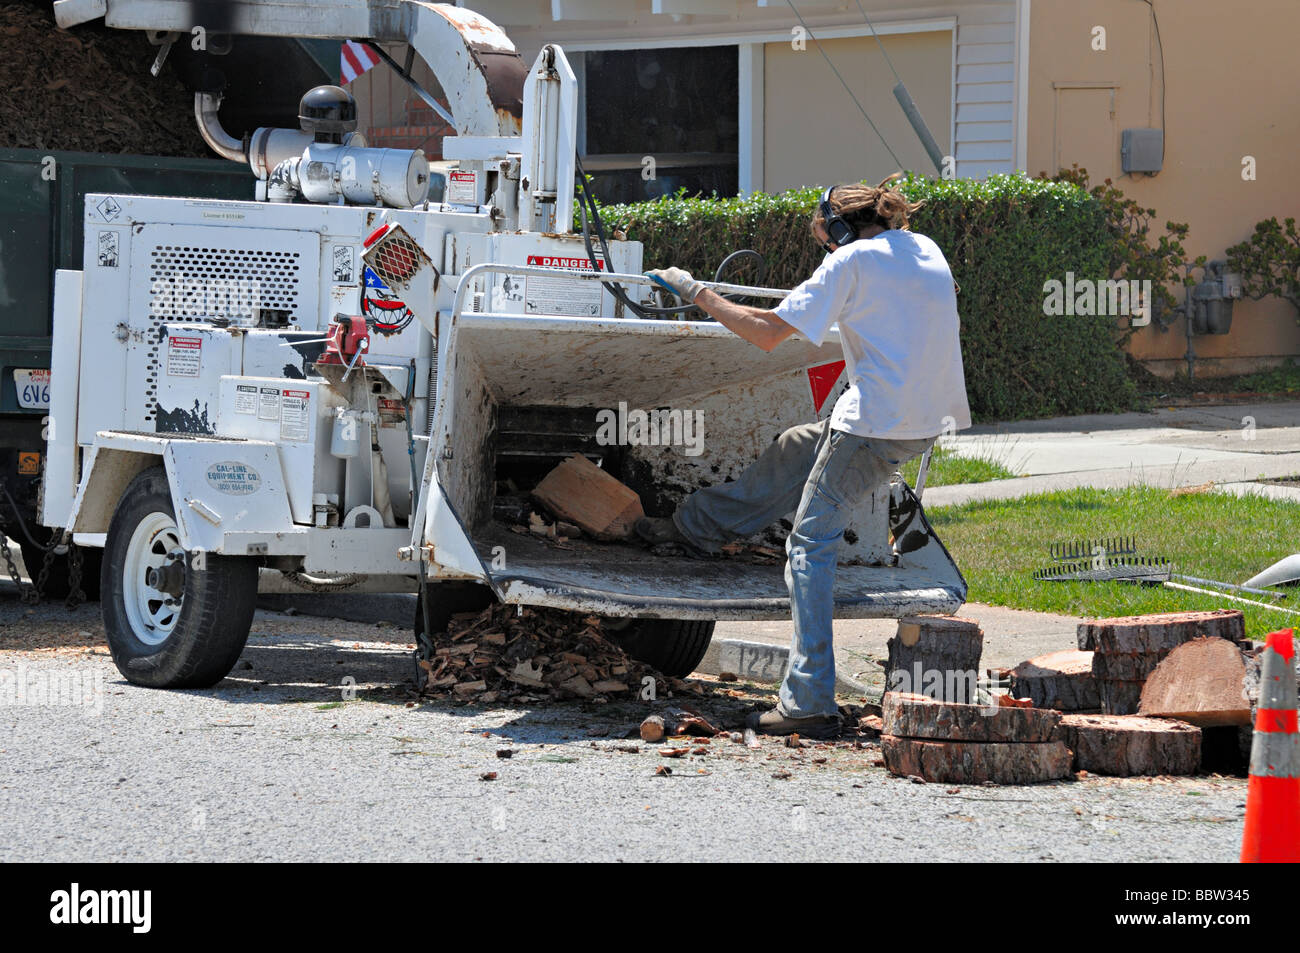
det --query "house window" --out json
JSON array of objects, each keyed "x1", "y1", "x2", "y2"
[{"x1": 580, "y1": 45, "x2": 739, "y2": 204}]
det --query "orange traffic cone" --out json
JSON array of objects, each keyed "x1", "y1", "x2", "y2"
[{"x1": 1241, "y1": 628, "x2": 1300, "y2": 863}]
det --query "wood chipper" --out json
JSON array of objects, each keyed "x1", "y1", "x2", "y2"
[{"x1": 40, "y1": 0, "x2": 965, "y2": 688}]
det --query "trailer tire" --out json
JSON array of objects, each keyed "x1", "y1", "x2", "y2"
[
  {"x1": 610, "y1": 618, "x2": 715, "y2": 678},
  {"x1": 413, "y1": 581, "x2": 497, "y2": 639},
  {"x1": 101, "y1": 466, "x2": 257, "y2": 688}
]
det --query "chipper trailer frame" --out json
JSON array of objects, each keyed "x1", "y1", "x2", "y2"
[{"x1": 41, "y1": 0, "x2": 966, "y2": 688}]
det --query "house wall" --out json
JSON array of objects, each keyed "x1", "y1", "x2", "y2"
[
  {"x1": 762, "y1": 31, "x2": 952, "y2": 193},
  {"x1": 1027, "y1": 0, "x2": 1300, "y2": 375},
  {"x1": 349, "y1": 0, "x2": 1023, "y2": 187}
]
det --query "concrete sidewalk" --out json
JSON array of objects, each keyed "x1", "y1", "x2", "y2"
[{"x1": 928, "y1": 400, "x2": 1300, "y2": 506}]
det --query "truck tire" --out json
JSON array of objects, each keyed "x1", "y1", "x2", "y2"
[
  {"x1": 101, "y1": 466, "x2": 257, "y2": 688},
  {"x1": 19, "y1": 540, "x2": 102, "y2": 601},
  {"x1": 413, "y1": 580, "x2": 497, "y2": 639},
  {"x1": 608, "y1": 618, "x2": 715, "y2": 678}
]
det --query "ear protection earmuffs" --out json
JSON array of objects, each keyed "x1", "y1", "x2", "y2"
[{"x1": 819, "y1": 186, "x2": 859, "y2": 247}]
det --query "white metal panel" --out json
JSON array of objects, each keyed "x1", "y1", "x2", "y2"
[
  {"x1": 43, "y1": 270, "x2": 84, "y2": 530},
  {"x1": 217, "y1": 376, "x2": 344, "y2": 524},
  {"x1": 303, "y1": 527, "x2": 413, "y2": 574},
  {"x1": 162, "y1": 439, "x2": 294, "y2": 554}
]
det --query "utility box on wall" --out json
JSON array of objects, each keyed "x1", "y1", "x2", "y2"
[{"x1": 1121, "y1": 128, "x2": 1164, "y2": 173}]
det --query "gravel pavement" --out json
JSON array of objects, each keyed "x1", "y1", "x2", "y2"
[{"x1": 0, "y1": 588, "x2": 1248, "y2": 863}]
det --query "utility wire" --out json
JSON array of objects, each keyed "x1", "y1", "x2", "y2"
[
  {"x1": 854, "y1": 0, "x2": 904, "y2": 86},
  {"x1": 782, "y1": 0, "x2": 904, "y2": 168},
  {"x1": 1136, "y1": 0, "x2": 1167, "y2": 165}
]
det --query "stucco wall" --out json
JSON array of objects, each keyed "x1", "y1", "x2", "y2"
[{"x1": 1026, "y1": 0, "x2": 1300, "y2": 375}]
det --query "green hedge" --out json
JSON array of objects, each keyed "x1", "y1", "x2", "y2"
[{"x1": 599, "y1": 174, "x2": 1140, "y2": 421}]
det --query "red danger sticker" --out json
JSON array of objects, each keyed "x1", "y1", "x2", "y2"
[{"x1": 527, "y1": 255, "x2": 604, "y2": 271}]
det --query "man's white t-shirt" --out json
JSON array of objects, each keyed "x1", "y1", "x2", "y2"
[{"x1": 772, "y1": 229, "x2": 972, "y2": 440}]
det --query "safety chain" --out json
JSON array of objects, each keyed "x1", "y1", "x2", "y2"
[
  {"x1": 0, "y1": 526, "x2": 83, "y2": 608},
  {"x1": 66, "y1": 541, "x2": 85, "y2": 608},
  {"x1": 0, "y1": 527, "x2": 30, "y2": 602}
]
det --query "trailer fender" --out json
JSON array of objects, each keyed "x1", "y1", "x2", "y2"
[{"x1": 69, "y1": 434, "x2": 294, "y2": 554}]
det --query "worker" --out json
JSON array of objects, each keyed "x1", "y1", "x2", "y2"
[{"x1": 641, "y1": 174, "x2": 971, "y2": 738}]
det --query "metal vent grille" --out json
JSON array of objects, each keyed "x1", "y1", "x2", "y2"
[
  {"x1": 142, "y1": 244, "x2": 303, "y2": 423},
  {"x1": 148, "y1": 245, "x2": 303, "y2": 324},
  {"x1": 362, "y1": 224, "x2": 432, "y2": 291}
]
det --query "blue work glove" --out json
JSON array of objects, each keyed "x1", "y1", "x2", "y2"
[{"x1": 646, "y1": 267, "x2": 705, "y2": 303}]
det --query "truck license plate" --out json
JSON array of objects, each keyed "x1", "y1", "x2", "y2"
[{"x1": 13, "y1": 369, "x2": 50, "y2": 410}]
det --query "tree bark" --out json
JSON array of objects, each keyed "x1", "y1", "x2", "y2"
[
  {"x1": 1009, "y1": 649, "x2": 1100, "y2": 712},
  {"x1": 883, "y1": 616, "x2": 983, "y2": 704},
  {"x1": 881, "y1": 735, "x2": 1073, "y2": 784},
  {"x1": 883, "y1": 691, "x2": 1060, "y2": 742},
  {"x1": 1053, "y1": 714, "x2": 1202, "y2": 776}
]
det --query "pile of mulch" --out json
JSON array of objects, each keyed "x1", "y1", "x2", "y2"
[
  {"x1": 0, "y1": 0, "x2": 209, "y2": 155},
  {"x1": 416, "y1": 602, "x2": 712, "y2": 706}
]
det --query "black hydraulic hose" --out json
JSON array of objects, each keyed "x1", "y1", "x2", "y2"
[
  {"x1": 573, "y1": 154, "x2": 769, "y2": 319},
  {"x1": 0, "y1": 483, "x2": 56, "y2": 552}
]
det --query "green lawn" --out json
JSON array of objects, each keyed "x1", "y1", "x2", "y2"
[
  {"x1": 928, "y1": 486, "x2": 1300, "y2": 641},
  {"x1": 901, "y1": 444, "x2": 1019, "y2": 488}
]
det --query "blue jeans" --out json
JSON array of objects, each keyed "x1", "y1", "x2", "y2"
[{"x1": 674, "y1": 418, "x2": 932, "y2": 717}]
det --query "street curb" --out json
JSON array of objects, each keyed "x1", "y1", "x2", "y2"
[{"x1": 695, "y1": 637, "x2": 870, "y2": 696}]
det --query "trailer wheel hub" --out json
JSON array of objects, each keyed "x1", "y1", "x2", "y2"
[{"x1": 123, "y1": 512, "x2": 186, "y2": 646}]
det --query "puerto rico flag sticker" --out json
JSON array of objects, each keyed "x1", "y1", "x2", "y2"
[{"x1": 362, "y1": 265, "x2": 414, "y2": 336}]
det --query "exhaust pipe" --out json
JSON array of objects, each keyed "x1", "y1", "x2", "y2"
[{"x1": 194, "y1": 91, "x2": 246, "y2": 163}]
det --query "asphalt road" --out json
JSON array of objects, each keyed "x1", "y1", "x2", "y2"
[{"x1": 0, "y1": 590, "x2": 1248, "y2": 863}]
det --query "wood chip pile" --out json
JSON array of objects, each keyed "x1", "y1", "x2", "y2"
[
  {"x1": 1, "y1": 1, "x2": 210, "y2": 155},
  {"x1": 416, "y1": 603, "x2": 686, "y2": 705}
]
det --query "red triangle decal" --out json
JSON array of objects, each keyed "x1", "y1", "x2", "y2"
[{"x1": 807, "y1": 361, "x2": 846, "y2": 413}]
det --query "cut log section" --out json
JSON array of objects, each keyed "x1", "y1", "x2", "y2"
[
  {"x1": 1077, "y1": 609, "x2": 1245, "y2": 654},
  {"x1": 1009, "y1": 649, "x2": 1100, "y2": 712},
  {"x1": 883, "y1": 616, "x2": 983, "y2": 704},
  {"x1": 882, "y1": 691, "x2": 1061, "y2": 743},
  {"x1": 1138, "y1": 637, "x2": 1252, "y2": 727},
  {"x1": 532, "y1": 454, "x2": 645, "y2": 541},
  {"x1": 1053, "y1": 714, "x2": 1202, "y2": 776},
  {"x1": 881, "y1": 735, "x2": 1073, "y2": 785},
  {"x1": 1079, "y1": 610, "x2": 1246, "y2": 716}
]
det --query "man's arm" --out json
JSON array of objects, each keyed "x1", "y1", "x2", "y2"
[
  {"x1": 693, "y1": 289, "x2": 798, "y2": 353},
  {"x1": 646, "y1": 267, "x2": 798, "y2": 352}
]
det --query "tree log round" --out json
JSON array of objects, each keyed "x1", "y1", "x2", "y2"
[
  {"x1": 883, "y1": 691, "x2": 1061, "y2": 742},
  {"x1": 883, "y1": 616, "x2": 983, "y2": 704},
  {"x1": 881, "y1": 735, "x2": 1072, "y2": 784},
  {"x1": 1053, "y1": 714, "x2": 1201, "y2": 776}
]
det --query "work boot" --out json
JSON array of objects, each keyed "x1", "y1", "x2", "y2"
[
  {"x1": 634, "y1": 516, "x2": 688, "y2": 546},
  {"x1": 746, "y1": 705, "x2": 842, "y2": 739}
]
